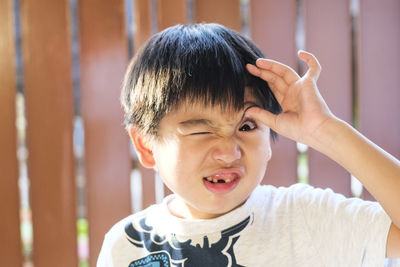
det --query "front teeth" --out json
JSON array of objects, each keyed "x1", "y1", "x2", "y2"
[{"x1": 205, "y1": 177, "x2": 231, "y2": 184}]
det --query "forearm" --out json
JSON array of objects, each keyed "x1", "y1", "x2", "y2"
[{"x1": 311, "y1": 118, "x2": 400, "y2": 228}]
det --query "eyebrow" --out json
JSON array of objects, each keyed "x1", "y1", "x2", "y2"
[
  {"x1": 178, "y1": 119, "x2": 216, "y2": 129},
  {"x1": 241, "y1": 103, "x2": 260, "y2": 120}
]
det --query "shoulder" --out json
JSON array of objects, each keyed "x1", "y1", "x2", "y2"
[
  {"x1": 255, "y1": 182, "x2": 317, "y2": 197},
  {"x1": 256, "y1": 182, "x2": 360, "y2": 207},
  {"x1": 97, "y1": 204, "x2": 165, "y2": 266},
  {"x1": 102, "y1": 204, "x2": 161, "y2": 248},
  {"x1": 247, "y1": 183, "x2": 321, "y2": 219},
  {"x1": 253, "y1": 183, "x2": 320, "y2": 205},
  {"x1": 261, "y1": 183, "x2": 391, "y2": 238},
  {"x1": 253, "y1": 183, "x2": 387, "y2": 219}
]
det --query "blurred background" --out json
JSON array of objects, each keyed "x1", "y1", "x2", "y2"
[{"x1": 1, "y1": 0, "x2": 399, "y2": 266}]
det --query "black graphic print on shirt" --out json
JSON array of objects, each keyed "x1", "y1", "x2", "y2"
[{"x1": 124, "y1": 215, "x2": 251, "y2": 267}]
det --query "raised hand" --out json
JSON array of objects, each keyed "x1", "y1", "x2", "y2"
[
  {"x1": 246, "y1": 52, "x2": 400, "y2": 256},
  {"x1": 246, "y1": 51, "x2": 335, "y2": 149}
]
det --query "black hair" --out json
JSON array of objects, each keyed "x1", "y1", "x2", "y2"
[{"x1": 121, "y1": 23, "x2": 281, "y2": 139}]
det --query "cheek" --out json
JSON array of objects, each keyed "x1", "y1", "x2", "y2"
[
  {"x1": 262, "y1": 137, "x2": 272, "y2": 161},
  {"x1": 177, "y1": 138, "x2": 211, "y2": 165},
  {"x1": 243, "y1": 129, "x2": 272, "y2": 164},
  {"x1": 253, "y1": 139, "x2": 271, "y2": 163},
  {"x1": 152, "y1": 140, "x2": 180, "y2": 174},
  {"x1": 153, "y1": 138, "x2": 208, "y2": 176}
]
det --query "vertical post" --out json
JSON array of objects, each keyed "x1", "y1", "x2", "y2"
[
  {"x1": 358, "y1": 0, "x2": 400, "y2": 200},
  {"x1": 249, "y1": 0, "x2": 299, "y2": 187},
  {"x1": 194, "y1": 0, "x2": 241, "y2": 32},
  {"x1": 0, "y1": 0, "x2": 22, "y2": 265},
  {"x1": 20, "y1": 0, "x2": 78, "y2": 266},
  {"x1": 78, "y1": 0, "x2": 132, "y2": 265},
  {"x1": 134, "y1": 0, "x2": 153, "y2": 53},
  {"x1": 157, "y1": 0, "x2": 187, "y2": 30},
  {"x1": 303, "y1": 0, "x2": 352, "y2": 196}
]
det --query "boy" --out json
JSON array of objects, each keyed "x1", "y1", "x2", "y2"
[{"x1": 97, "y1": 23, "x2": 400, "y2": 266}]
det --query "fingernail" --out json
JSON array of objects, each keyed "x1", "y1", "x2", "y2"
[
  {"x1": 246, "y1": 64, "x2": 261, "y2": 75},
  {"x1": 257, "y1": 59, "x2": 272, "y2": 69}
]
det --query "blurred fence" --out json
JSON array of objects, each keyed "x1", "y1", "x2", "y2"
[{"x1": 1, "y1": 0, "x2": 399, "y2": 266}]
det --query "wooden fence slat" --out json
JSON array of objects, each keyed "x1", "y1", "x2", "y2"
[
  {"x1": 358, "y1": 0, "x2": 400, "y2": 200},
  {"x1": 78, "y1": 0, "x2": 132, "y2": 265},
  {"x1": 304, "y1": 0, "x2": 352, "y2": 196},
  {"x1": 194, "y1": 0, "x2": 241, "y2": 32},
  {"x1": 0, "y1": 0, "x2": 23, "y2": 266},
  {"x1": 20, "y1": 0, "x2": 78, "y2": 266},
  {"x1": 134, "y1": 0, "x2": 153, "y2": 54},
  {"x1": 157, "y1": 0, "x2": 187, "y2": 30},
  {"x1": 250, "y1": 0, "x2": 299, "y2": 187}
]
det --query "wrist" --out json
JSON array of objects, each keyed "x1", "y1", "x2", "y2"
[{"x1": 308, "y1": 116, "x2": 351, "y2": 156}]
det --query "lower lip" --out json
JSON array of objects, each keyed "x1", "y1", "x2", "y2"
[{"x1": 203, "y1": 177, "x2": 240, "y2": 194}]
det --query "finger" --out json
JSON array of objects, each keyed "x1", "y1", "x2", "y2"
[
  {"x1": 260, "y1": 69, "x2": 289, "y2": 92},
  {"x1": 298, "y1": 50, "x2": 321, "y2": 80},
  {"x1": 247, "y1": 65, "x2": 286, "y2": 104},
  {"x1": 245, "y1": 106, "x2": 278, "y2": 131},
  {"x1": 269, "y1": 89, "x2": 284, "y2": 105},
  {"x1": 255, "y1": 58, "x2": 300, "y2": 85},
  {"x1": 246, "y1": 63, "x2": 261, "y2": 77}
]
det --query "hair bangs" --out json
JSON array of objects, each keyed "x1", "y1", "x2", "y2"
[{"x1": 155, "y1": 25, "x2": 249, "y2": 114}]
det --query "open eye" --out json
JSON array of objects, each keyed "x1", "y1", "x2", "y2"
[{"x1": 239, "y1": 120, "x2": 257, "y2": 132}]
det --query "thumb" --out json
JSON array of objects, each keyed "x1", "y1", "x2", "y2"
[
  {"x1": 246, "y1": 106, "x2": 277, "y2": 130},
  {"x1": 298, "y1": 50, "x2": 321, "y2": 80}
]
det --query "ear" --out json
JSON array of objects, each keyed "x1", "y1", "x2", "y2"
[{"x1": 128, "y1": 127, "x2": 156, "y2": 168}]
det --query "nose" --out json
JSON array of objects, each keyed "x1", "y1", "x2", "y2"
[{"x1": 212, "y1": 138, "x2": 242, "y2": 164}]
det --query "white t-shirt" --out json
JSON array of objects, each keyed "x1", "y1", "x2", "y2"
[{"x1": 97, "y1": 183, "x2": 394, "y2": 267}]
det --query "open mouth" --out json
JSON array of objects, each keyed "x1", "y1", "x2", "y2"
[{"x1": 202, "y1": 170, "x2": 241, "y2": 194}]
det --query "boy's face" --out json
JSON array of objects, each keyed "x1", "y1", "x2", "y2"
[{"x1": 148, "y1": 91, "x2": 272, "y2": 219}]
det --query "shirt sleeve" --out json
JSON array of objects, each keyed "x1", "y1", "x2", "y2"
[
  {"x1": 96, "y1": 233, "x2": 113, "y2": 267},
  {"x1": 295, "y1": 184, "x2": 392, "y2": 267}
]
